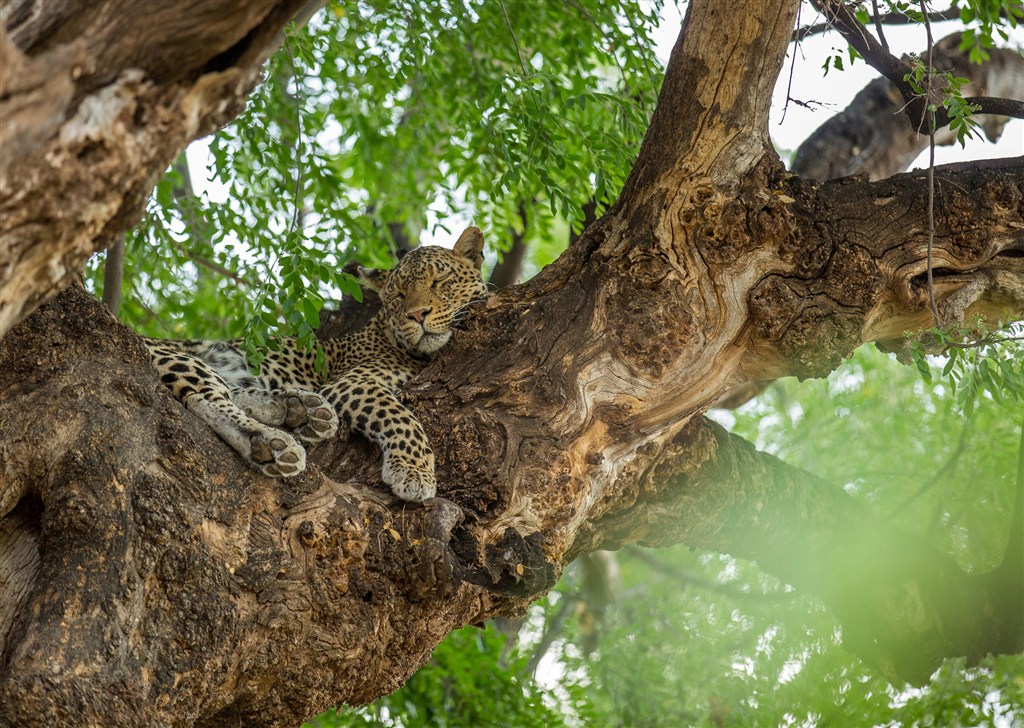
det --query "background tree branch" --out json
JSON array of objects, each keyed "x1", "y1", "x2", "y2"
[
  {"x1": 100, "y1": 235, "x2": 126, "y2": 315},
  {"x1": 811, "y1": 0, "x2": 1024, "y2": 130},
  {"x1": 791, "y1": 33, "x2": 1024, "y2": 181},
  {"x1": 794, "y1": 6, "x2": 964, "y2": 41}
]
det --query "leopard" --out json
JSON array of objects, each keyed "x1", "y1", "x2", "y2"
[{"x1": 143, "y1": 226, "x2": 487, "y2": 502}]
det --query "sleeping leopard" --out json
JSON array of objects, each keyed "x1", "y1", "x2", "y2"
[{"x1": 144, "y1": 226, "x2": 487, "y2": 502}]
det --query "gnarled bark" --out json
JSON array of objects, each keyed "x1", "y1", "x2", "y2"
[
  {"x1": 0, "y1": 0, "x2": 319, "y2": 338},
  {"x1": 1, "y1": 0, "x2": 1022, "y2": 725}
]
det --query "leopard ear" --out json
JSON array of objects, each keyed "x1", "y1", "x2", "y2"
[
  {"x1": 357, "y1": 266, "x2": 389, "y2": 292},
  {"x1": 453, "y1": 226, "x2": 484, "y2": 270}
]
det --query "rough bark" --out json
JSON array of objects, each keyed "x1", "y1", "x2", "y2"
[
  {"x1": 1, "y1": 0, "x2": 1023, "y2": 725},
  {"x1": 0, "y1": 0, "x2": 319, "y2": 337}
]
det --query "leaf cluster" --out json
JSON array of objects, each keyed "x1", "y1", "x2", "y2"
[
  {"x1": 902, "y1": 56, "x2": 983, "y2": 145},
  {"x1": 911, "y1": 319, "x2": 1024, "y2": 417},
  {"x1": 953, "y1": 0, "x2": 1023, "y2": 62},
  {"x1": 87, "y1": 0, "x2": 661, "y2": 353}
]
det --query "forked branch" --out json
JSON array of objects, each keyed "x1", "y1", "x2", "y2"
[{"x1": 811, "y1": 0, "x2": 1024, "y2": 130}]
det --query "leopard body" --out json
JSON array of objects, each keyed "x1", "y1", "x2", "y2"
[{"x1": 144, "y1": 227, "x2": 486, "y2": 502}]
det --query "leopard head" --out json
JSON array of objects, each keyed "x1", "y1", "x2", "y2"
[{"x1": 359, "y1": 226, "x2": 487, "y2": 356}]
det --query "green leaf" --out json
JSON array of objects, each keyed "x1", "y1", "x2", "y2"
[{"x1": 301, "y1": 297, "x2": 321, "y2": 329}]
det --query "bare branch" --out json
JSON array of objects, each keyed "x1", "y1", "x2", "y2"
[
  {"x1": 793, "y1": 6, "x2": 963, "y2": 41},
  {"x1": 963, "y1": 95, "x2": 1024, "y2": 118}
]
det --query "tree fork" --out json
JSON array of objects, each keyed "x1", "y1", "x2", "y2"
[{"x1": 2, "y1": 0, "x2": 1024, "y2": 724}]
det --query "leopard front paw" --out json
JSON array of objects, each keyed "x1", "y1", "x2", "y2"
[
  {"x1": 283, "y1": 391, "x2": 339, "y2": 444},
  {"x1": 249, "y1": 430, "x2": 306, "y2": 477},
  {"x1": 382, "y1": 451, "x2": 436, "y2": 502}
]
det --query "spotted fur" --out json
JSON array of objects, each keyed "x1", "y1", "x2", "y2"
[{"x1": 144, "y1": 227, "x2": 487, "y2": 502}]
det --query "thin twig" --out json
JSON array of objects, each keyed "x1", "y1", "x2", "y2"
[
  {"x1": 871, "y1": 0, "x2": 890, "y2": 51},
  {"x1": 500, "y1": 0, "x2": 532, "y2": 85},
  {"x1": 172, "y1": 241, "x2": 252, "y2": 287},
  {"x1": 945, "y1": 334, "x2": 1024, "y2": 349},
  {"x1": 283, "y1": 32, "x2": 304, "y2": 242},
  {"x1": 780, "y1": 1, "x2": 802, "y2": 125},
  {"x1": 499, "y1": 0, "x2": 546, "y2": 117},
  {"x1": 920, "y1": 0, "x2": 941, "y2": 327},
  {"x1": 620, "y1": 6, "x2": 659, "y2": 119}
]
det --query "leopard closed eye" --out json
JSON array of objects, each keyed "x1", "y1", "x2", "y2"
[{"x1": 144, "y1": 226, "x2": 487, "y2": 502}]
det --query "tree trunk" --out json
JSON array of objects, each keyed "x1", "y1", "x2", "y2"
[{"x1": 1, "y1": 0, "x2": 1022, "y2": 725}]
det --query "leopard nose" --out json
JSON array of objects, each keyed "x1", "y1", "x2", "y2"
[{"x1": 407, "y1": 307, "x2": 431, "y2": 324}]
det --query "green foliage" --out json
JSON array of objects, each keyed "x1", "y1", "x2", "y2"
[
  {"x1": 911, "y1": 320, "x2": 1024, "y2": 418},
  {"x1": 902, "y1": 57, "x2": 983, "y2": 146},
  {"x1": 880, "y1": 0, "x2": 927, "y2": 24},
  {"x1": 841, "y1": 0, "x2": 1022, "y2": 66},
  {"x1": 733, "y1": 343, "x2": 1021, "y2": 571},
  {"x1": 955, "y1": 0, "x2": 1023, "y2": 62},
  {"x1": 87, "y1": 0, "x2": 660, "y2": 352}
]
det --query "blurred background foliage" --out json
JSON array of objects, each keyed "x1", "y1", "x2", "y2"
[{"x1": 81, "y1": 0, "x2": 1023, "y2": 724}]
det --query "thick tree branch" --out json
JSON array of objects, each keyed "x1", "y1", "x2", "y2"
[
  {"x1": 617, "y1": 0, "x2": 798, "y2": 205},
  {"x1": 724, "y1": 34, "x2": 1022, "y2": 407},
  {"x1": 771, "y1": 158, "x2": 1024, "y2": 371},
  {"x1": 0, "y1": 0, "x2": 319, "y2": 338}
]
